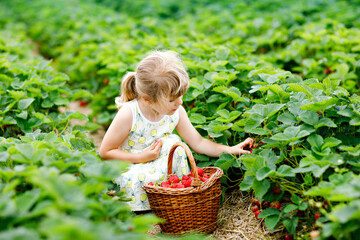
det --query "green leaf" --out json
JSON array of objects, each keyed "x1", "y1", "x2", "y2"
[
  {"x1": 283, "y1": 217, "x2": 299, "y2": 235},
  {"x1": 283, "y1": 204, "x2": 298, "y2": 213},
  {"x1": 16, "y1": 143, "x2": 34, "y2": 160},
  {"x1": 239, "y1": 176, "x2": 254, "y2": 191},
  {"x1": 300, "y1": 98, "x2": 339, "y2": 111},
  {"x1": 291, "y1": 195, "x2": 302, "y2": 205},
  {"x1": 0, "y1": 151, "x2": 10, "y2": 162},
  {"x1": 276, "y1": 165, "x2": 295, "y2": 177},
  {"x1": 271, "y1": 126, "x2": 310, "y2": 142},
  {"x1": 258, "y1": 207, "x2": 281, "y2": 218},
  {"x1": 256, "y1": 167, "x2": 274, "y2": 180},
  {"x1": 0, "y1": 228, "x2": 40, "y2": 240},
  {"x1": 215, "y1": 47, "x2": 230, "y2": 60},
  {"x1": 299, "y1": 111, "x2": 318, "y2": 126},
  {"x1": 298, "y1": 202, "x2": 309, "y2": 211},
  {"x1": 189, "y1": 113, "x2": 206, "y2": 124},
  {"x1": 214, "y1": 154, "x2": 235, "y2": 171},
  {"x1": 253, "y1": 179, "x2": 270, "y2": 200},
  {"x1": 350, "y1": 117, "x2": 360, "y2": 126},
  {"x1": 307, "y1": 134, "x2": 323, "y2": 151},
  {"x1": 18, "y1": 98, "x2": 35, "y2": 110},
  {"x1": 278, "y1": 112, "x2": 297, "y2": 125},
  {"x1": 315, "y1": 118, "x2": 337, "y2": 129},
  {"x1": 264, "y1": 214, "x2": 280, "y2": 231}
]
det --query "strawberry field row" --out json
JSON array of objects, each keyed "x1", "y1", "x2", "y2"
[{"x1": 0, "y1": 20, "x2": 180, "y2": 240}]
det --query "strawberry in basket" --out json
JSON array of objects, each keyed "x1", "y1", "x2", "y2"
[{"x1": 158, "y1": 167, "x2": 212, "y2": 188}]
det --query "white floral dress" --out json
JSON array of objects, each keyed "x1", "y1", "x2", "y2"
[{"x1": 114, "y1": 100, "x2": 190, "y2": 211}]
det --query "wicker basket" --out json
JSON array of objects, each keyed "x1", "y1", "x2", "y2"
[{"x1": 142, "y1": 142, "x2": 223, "y2": 235}]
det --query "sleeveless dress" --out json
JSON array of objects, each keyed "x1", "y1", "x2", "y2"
[{"x1": 114, "y1": 100, "x2": 190, "y2": 211}]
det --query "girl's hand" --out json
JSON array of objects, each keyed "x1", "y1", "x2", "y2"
[
  {"x1": 229, "y1": 137, "x2": 255, "y2": 155},
  {"x1": 139, "y1": 140, "x2": 162, "y2": 163}
]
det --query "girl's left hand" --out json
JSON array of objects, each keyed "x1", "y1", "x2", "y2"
[{"x1": 229, "y1": 137, "x2": 255, "y2": 155}]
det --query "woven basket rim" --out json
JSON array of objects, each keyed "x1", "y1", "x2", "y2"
[{"x1": 143, "y1": 167, "x2": 223, "y2": 195}]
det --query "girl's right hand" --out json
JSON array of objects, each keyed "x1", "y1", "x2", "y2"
[{"x1": 139, "y1": 140, "x2": 162, "y2": 163}]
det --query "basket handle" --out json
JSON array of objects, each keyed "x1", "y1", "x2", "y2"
[{"x1": 167, "y1": 142, "x2": 202, "y2": 187}]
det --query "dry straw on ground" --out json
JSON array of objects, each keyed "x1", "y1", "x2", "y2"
[{"x1": 148, "y1": 188, "x2": 282, "y2": 239}]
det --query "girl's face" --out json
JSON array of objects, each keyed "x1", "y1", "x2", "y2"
[{"x1": 152, "y1": 96, "x2": 183, "y2": 115}]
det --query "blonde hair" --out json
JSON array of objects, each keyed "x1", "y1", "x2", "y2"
[{"x1": 115, "y1": 50, "x2": 189, "y2": 109}]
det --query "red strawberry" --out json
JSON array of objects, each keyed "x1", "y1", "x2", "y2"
[
  {"x1": 172, "y1": 183, "x2": 185, "y2": 188},
  {"x1": 254, "y1": 210, "x2": 262, "y2": 219},
  {"x1": 314, "y1": 212, "x2": 321, "y2": 221},
  {"x1": 181, "y1": 178, "x2": 192, "y2": 187},
  {"x1": 262, "y1": 201, "x2": 270, "y2": 209},
  {"x1": 182, "y1": 175, "x2": 190, "y2": 181},
  {"x1": 270, "y1": 201, "x2": 281, "y2": 210},
  {"x1": 169, "y1": 175, "x2": 179, "y2": 184},
  {"x1": 273, "y1": 185, "x2": 282, "y2": 194},
  {"x1": 318, "y1": 111, "x2": 322, "y2": 115},
  {"x1": 190, "y1": 167, "x2": 203, "y2": 177},
  {"x1": 251, "y1": 205, "x2": 259, "y2": 212},
  {"x1": 79, "y1": 100, "x2": 87, "y2": 107},
  {"x1": 148, "y1": 182, "x2": 154, "y2": 186},
  {"x1": 324, "y1": 66, "x2": 332, "y2": 75},
  {"x1": 103, "y1": 78, "x2": 109, "y2": 84},
  {"x1": 251, "y1": 198, "x2": 260, "y2": 207},
  {"x1": 161, "y1": 182, "x2": 171, "y2": 188},
  {"x1": 284, "y1": 234, "x2": 293, "y2": 240}
]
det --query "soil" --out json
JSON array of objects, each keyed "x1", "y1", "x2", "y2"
[{"x1": 62, "y1": 101, "x2": 280, "y2": 239}]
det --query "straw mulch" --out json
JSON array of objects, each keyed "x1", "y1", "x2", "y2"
[{"x1": 148, "y1": 188, "x2": 283, "y2": 239}]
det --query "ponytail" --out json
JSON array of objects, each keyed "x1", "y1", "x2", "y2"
[{"x1": 115, "y1": 72, "x2": 137, "y2": 109}]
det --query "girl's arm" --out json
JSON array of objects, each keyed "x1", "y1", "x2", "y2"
[
  {"x1": 99, "y1": 105, "x2": 162, "y2": 163},
  {"x1": 176, "y1": 106, "x2": 254, "y2": 157}
]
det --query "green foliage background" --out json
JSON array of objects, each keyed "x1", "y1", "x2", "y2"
[{"x1": 1, "y1": 0, "x2": 360, "y2": 239}]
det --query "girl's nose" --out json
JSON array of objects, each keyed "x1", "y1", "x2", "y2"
[{"x1": 176, "y1": 97, "x2": 183, "y2": 106}]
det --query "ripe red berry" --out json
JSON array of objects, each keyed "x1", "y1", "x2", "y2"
[
  {"x1": 148, "y1": 182, "x2": 154, "y2": 186},
  {"x1": 79, "y1": 100, "x2": 87, "y2": 107},
  {"x1": 190, "y1": 167, "x2": 204, "y2": 177},
  {"x1": 161, "y1": 182, "x2": 171, "y2": 188},
  {"x1": 128, "y1": 226, "x2": 134, "y2": 231},
  {"x1": 314, "y1": 212, "x2": 321, "y2": 221},
  {"x1": 284, "y1": 234, "x2": 293, "y2": 240},
  {"x1": 182, "y1": 175, "x2": 190, "y2": 181},
  {"x1": 273, "y1": 186, "x2": 282, "y2": 194},
  {"x1": 270, "y1": 201, "x2": 281, "y2": 210},
  {"x1": 169, "y1": 175, "x2": 180, "y2": 184},
  {"x1": 252, "y1": 205, "x2": 259, "y2": 212},
  {"x1": 181, "y1": 178, "x2": 192, "y2": 187},
  {"x1": 171, "y1": 183, "x2": 185, "y2": 188},
  {"x1": 318, "y1": 111, "x2": 322, "y2": 115},
  {"x1": 254, "y1": 210, "x2": 262, "y2": 219},
  {"x1": 262, "y1": 201, "x2": 270, "y2": 209},
  {"x1": 251, "y1": 199, "x2": 260, "y2": 207},
  {"x1": 103, "y1": 78, "x2": 109, "y2": 84}
]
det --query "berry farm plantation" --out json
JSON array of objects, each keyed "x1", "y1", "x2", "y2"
[{"x1": 1, "y1": 0, "x2": 360, "y2": 239}]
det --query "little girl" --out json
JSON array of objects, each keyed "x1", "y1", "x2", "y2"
[{"x1": 99, "y1": 50, "x2": 254, "y2": 212}]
